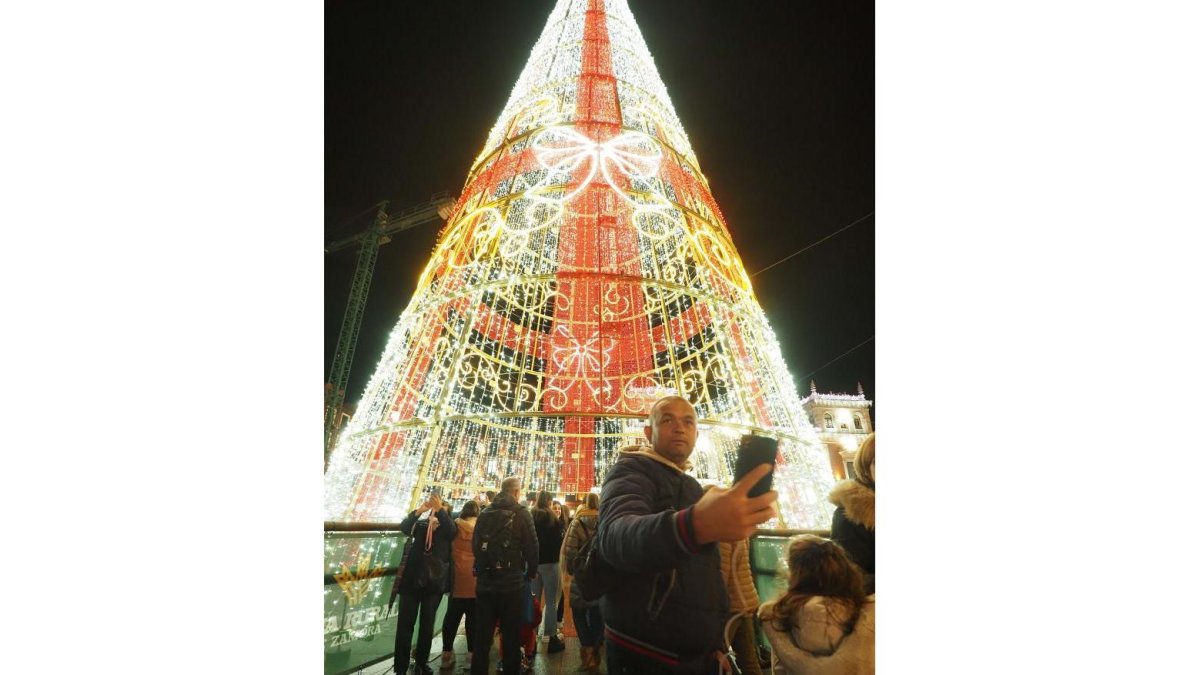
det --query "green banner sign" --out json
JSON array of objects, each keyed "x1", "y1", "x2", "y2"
[{"x1": 324, "y1": 531, "x2": 405, "y2": 674}]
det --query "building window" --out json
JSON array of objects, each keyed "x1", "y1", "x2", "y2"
[
  {"x1": 854, "y1": 415, "x2": 863, "y2": 430},
  {"x1": 824, "y1": 413, "x2": 834, "y2": 429}
]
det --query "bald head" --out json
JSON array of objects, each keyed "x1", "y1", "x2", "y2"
[
  {"x1": 500, "y1": 476, "x2": 521, "y2": 498},
  {"x1": 648, "y1": 395, "x2": 693, "y2": 425},
  {"x1": 644, "y1": 396, "x2": 698, "y2": 468}
]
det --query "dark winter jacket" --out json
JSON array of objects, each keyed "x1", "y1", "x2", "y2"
[
  {"x1": 472, "y1": 492, "x2": 539, "y2": 594},
  {"x1": 597, "y1": 446, "x2": 729, "y2": 671},
  {"x1": 396, "y1": 507, "x2": 457, "y2": 596},
  {"x1": 829, "y1": 479, "x2": 875, "y2": 593},
  {"x1": 533, "y1": 508, "x2": 563, "y2": 564}
]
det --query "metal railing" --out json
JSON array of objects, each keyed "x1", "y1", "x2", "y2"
[{"x1": 324, "y1": 524, "x2": 838, "y2": 675}]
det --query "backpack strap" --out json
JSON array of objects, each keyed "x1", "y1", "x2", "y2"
[{"x1": 578, "y1": 517, "x2": 595, "y2": 541}]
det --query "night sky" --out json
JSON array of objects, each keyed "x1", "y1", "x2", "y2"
[{"x1": 326, "y1": 1, "x2": 874, "y2": 419}]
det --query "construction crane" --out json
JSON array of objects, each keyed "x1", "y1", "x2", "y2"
[{"x1": 325, "y1": 192, "x2": 456, "y2": 469}]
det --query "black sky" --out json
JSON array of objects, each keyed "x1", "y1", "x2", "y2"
[{"x1": 326, "y1": 1, "x2": 875, "y2": 418}]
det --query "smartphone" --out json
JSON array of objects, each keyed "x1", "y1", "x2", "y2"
[{"x1": 733, "y1": 434, "x2": 778, "y2": 498}]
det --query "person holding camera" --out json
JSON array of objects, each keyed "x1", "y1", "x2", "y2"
[{"x1": 391, "y1": 494, "x2": 457, "y2": 675}]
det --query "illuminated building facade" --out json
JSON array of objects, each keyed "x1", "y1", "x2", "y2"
[
  {"x1": 323, "y1": 0, "x2": 836, "y2": 528},
  {"x1": 800, "y1": 381, "x2": 874, "y2": 481}
]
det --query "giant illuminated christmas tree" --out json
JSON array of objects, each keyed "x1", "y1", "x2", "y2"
[{"x1": 324, "y1": 0, "x2": 836, "y2": 528}]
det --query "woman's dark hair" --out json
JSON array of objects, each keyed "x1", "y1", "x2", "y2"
[
  {"x1": 459, "y1": 500, "x2": 480, "y2": 519},
  {"x1": 532, "y1": 490, "x2": 555, "y2": 528},
  {"x1": 553, "y1": 500, "x2": 569, "y2": 528}
]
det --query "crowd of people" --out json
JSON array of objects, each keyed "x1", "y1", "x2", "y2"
[{"x1": 389, "y1": 396, "x2": 876, "y2": 674}]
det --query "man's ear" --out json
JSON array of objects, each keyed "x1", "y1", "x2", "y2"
[{"x1": 643, "y1": 424, "x2": 652, "y2": 444}]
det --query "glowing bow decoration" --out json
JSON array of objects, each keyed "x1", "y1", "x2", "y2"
[{"x1": 532, "y1": 127, "x2": 666, "y2": 207}]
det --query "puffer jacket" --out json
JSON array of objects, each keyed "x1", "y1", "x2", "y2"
[
  {"x1": 450, "y1": 516, "x2": 476, "y2": 598},
  {"x1": 828, "y1": 479, "x2": 875, "y2": 592},
  {"x1": 560, "y1": 506, "x2": 599, "y2": 607},
  {"x1": 719, "y1": 538, "x2": 760, "y2": 614},
  {"x1": 759, "y1": 596, "x2": 874, "y2": 675},
  {"x1": 597, "y1": 446, "x2": 728, "y2": 671}
]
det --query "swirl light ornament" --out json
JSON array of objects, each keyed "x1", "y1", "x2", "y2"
[{"x1": 324, "y1": 0, "x2": 835, "y2": 528}]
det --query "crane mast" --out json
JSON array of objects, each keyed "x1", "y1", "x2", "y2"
[{"x1": 324, "y1": 193, "x2": 455, "y2": 469}]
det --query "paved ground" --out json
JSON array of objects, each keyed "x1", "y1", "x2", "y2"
[
  {"x1": 361, "y1": 595, "x2": 598, "y2": 675},
  {"x1": 354, "y1": 632, "x2": 599, "y2": 675}
]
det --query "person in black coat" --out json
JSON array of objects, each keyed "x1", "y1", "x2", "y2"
[
  {"x1": 596, "y1": 396, "x2": 777, "y2": 675},
  {"x1": 391, "y1": 494, "x2": 457, "y2": 675},
  {"x1": 829, "y1": 433, "x2": 875, "y2": 594},
  {"x1": 532, "y1": 491, "x2": 565, "y2": 652},
  {"x1": 470, "y1": 476, "x2": 539, "y2": 675}
]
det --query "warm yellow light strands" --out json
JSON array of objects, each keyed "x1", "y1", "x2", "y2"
[{"x1": 324, "y1": 0, "x2": 836, "y2": 528}]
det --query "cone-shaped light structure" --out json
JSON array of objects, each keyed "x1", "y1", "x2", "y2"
[{"x1": 325, "y1": 0, "x2": 835, "y2": 528}]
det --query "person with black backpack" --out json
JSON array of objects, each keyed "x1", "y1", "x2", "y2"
[
  {"x1": 390, "y1": 494, "x2": 457, "y2": 675},
  {"x1": 560, "y1": 491, "x2": 603, "y2": 673},
  {"x1": 470, "y1": 476, "x2": 539, "y2": 675}
]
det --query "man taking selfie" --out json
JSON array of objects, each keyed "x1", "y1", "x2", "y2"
[{"x1": 596, "y1": 395, "x2": 777, "y2": 675}]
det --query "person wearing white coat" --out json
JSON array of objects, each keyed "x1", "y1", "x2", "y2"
[{"x1": 758, "y1": 535, "x2": 874, "y2": 674}]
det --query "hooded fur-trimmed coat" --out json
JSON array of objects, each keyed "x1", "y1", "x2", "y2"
[
  {"x1": 759, "y1": 596, "x2": 875, "y2": 675},
  {"x1": 828, "y1": 480, "x2": 874, "y2": 590}
]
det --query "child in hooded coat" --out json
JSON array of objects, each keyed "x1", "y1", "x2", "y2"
[{"x1": 758, "y1": 535, "x2": 874, "y2": 675}]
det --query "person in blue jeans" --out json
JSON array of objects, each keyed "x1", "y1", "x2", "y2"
[
  {"x1": 530, "y1": 490, "x2": 565, "y2": 654},
  {"x1": 560, "y1": 491, "x2": 604, "y2": 673}
]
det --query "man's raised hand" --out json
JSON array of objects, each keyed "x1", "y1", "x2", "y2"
[{"x1": 691, "y1": 463, "x2": 778, "y2": 545}]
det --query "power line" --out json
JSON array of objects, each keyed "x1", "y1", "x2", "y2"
[
  {"x1": 797, "y1": 336, "x2": 875, "y2": 383},
  {"x1": 749, "y1": 211, "x2": 874, "y2": 278}
]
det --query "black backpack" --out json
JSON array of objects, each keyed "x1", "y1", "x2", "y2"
[
  {"x1": 473, "y1": 506, "x2": 524, "y2": 575},
  {"x1": 571, "y1": 519, "x2": 619, "y2": 602},
  {"x1": 574, "y1": 474, "x2": 688, "y2": 602}
]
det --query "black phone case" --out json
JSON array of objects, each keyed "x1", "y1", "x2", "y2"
[{"x1": 734, "y1": 435, "x2": 778, "y2": 498}]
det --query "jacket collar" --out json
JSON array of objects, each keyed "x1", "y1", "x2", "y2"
[{"x1": 617, "y1": 444, "x2": 693, "y2": 473}]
